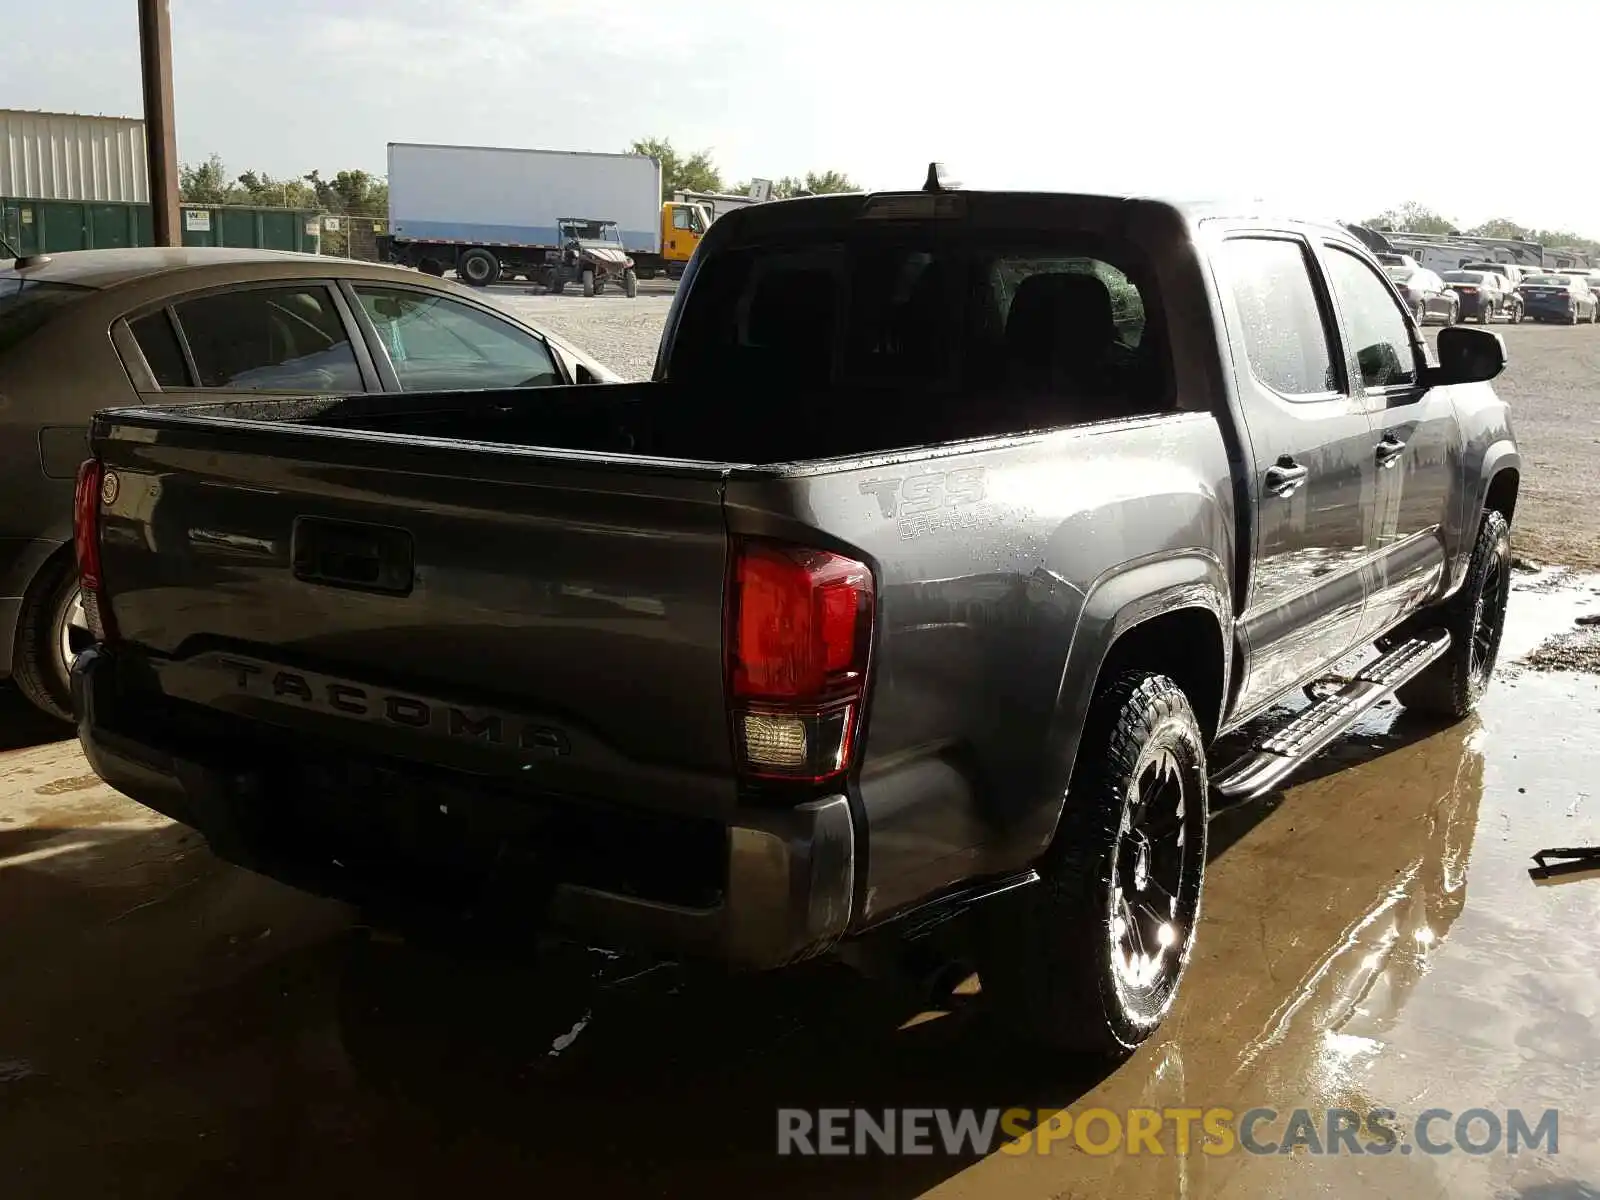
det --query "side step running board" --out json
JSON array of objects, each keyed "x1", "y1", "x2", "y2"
[{"x1": 1211, "y1": 628, "x2": 1451, "y2": 802}]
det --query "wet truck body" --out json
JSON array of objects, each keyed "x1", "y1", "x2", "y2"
[{"x1": 73, "y1": 187, "x2": 1520, "y2": 1054}]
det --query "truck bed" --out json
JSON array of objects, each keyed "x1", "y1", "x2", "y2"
[{"x1": 88, "y1": 386, "x2": 751, "y2": 824}]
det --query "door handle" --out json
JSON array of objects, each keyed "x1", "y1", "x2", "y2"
[
  {"x1": 1264, "y1": 459, "x2": 1309, "y2": 498},
  {"x1": 1375, "y1": 434, "x2": 1407, "y2": 468}
]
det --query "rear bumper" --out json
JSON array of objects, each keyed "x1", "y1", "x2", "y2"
[
  {"x1": 73, "y1": 646, "x2": 855, "y2": 969},
  {"x1": 1522, "y1": 300, "x2": 1574, "y2": 319}
]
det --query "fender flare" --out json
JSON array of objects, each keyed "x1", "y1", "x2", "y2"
[
  {"x1": 1026, "y1": 550, "x2": 1234, "y2": 859},
  {"x1": 1449, "y1": 440, "x2": 1519, "y2": 595},
  {"x1": 1472, "y1": 440, "x2": 1521, "y2": 517}
]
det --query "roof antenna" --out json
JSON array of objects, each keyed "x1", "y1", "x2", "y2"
[{"x1": 923, "y1": 162, "x2": 960, "y2": 193}]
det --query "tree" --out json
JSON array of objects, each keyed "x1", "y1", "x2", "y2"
[
  {"x1": 1468, "y1": 217, "x2": 1531, "y2": 241},
  {"x1": 1363, "y1": 202, "x2": 1458, "y2": 235},
  {"x1": 302, "y1": 169, "x2": 387, "y2": 216},
  {"x1": 628, "y1": 137, "x2": 723, "y2": 200},
  {"x1": 179, "y1": 153, "x2": 232, "y2": 205},
  {"x1": 235, "y1": 169, "x2": 317, "y2": 210},
  {"x1": 770, "y1": 170, "x2": 859, "y2": 199}
]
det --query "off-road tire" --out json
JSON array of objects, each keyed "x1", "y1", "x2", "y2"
[
  {"x1": 547, "y1": 270, "x2": 565, "y2": 296},
  {"x1": 12, "y1": 555, "x2": 80, "y2": 722},
  {"x1": 977, "y1": 672, "x2": 1208, "y2": 1057},
  {"x1": 581, "y1": 269, "x2": 596, "y2": 298},
  {"x1": 458, "y1": 249, "x2": 500, "y2": 288},
  {"x1": 1394, "y1": 509, "x2": 1511, "y2": 719},
  {"x1": 623, "y1": 268, "x2": 639, "y2": 299}
]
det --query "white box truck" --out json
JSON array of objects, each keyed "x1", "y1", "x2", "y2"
[{"x1": 381, "y1": 142, "x2": 665, "y2": 296}]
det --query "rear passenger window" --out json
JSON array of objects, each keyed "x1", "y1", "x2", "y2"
[
  {"x1": 173, "y1": 285, "x2": 363, "y2": 392},
  {"x1": 129, "y1": 310, "x2": 190, "y2": 387},
  {"x1": 1323, "y1": 247, "x2": 1418, "y2": 389},
  {"x1": 1220, "y1": 238, "x2": 1338, "y2": 397}
]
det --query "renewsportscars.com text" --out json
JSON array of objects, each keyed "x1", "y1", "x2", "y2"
[{"x1": 776, "y1": 1106, "x2": 1560, "y2": 1158}]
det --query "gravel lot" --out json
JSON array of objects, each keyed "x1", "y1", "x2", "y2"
[{"x1": 487, "y1": 287, "x2": 1600, "y2": 570}]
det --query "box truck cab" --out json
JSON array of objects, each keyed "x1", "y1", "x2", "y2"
[{"x1": 655, "y1": 201, "x2": 711, "y2": 277}]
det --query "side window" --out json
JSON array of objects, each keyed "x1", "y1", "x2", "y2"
[
  {"x1": 354, "y1": 287, "x2": 559, "y2": 391},
  {"x1": 1219, "y1": 237, "x2": 1339, "y2": 397},
  {"x1": 671, "y1": 206, "x2": 694, "y2": 230},
  {"x1": 129, "y1": 309, "x2": 190, "y2": 387},
  {"x1": 173, "y1": 285, "x2": 363, "y2": 392},
  {"x1": 1323, "y1": 247, "x2": 1418, "y2": 390}
]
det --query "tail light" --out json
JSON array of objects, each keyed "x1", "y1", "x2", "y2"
[
  {"x1": 73, "y1": 459, "x2": 118, "y2": 644},
  {"x1": 726, "y1": 539, "x2": 874, "y2": 783}
]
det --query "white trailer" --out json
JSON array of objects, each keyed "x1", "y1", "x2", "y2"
[{"x1": 382, "y1": 142, "x2": 664, "y2": 291}]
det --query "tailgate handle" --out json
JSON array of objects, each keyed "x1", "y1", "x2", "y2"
[{"x1": 291, "y1": 517, "x2": 414, "y2": 596}]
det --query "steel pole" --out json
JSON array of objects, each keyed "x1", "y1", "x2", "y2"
[{"x1": 138, "y1": 0, "x2": 181, "y2": 245}]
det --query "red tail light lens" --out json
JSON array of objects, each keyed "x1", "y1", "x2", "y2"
[
  {"x1": 728, "y1": 540, "x2": 874, "y2": 782},
  {"x1": 72, "y1": 459, "x2": 117, "y2": 645},
  {"x1": 74, "y1": 459, "x2": 103, "y2": 590}
]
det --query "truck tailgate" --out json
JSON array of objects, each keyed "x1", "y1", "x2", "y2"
[{"x1": 92, "y1": 414, "x2": 737, "y2": 815}]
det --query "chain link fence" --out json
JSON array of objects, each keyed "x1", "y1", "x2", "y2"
[{"x1": 317, "y1": 213, "x2": 388, "y2": 261}]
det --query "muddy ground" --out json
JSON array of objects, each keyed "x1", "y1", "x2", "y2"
[
  {"x1": 490, "y1": 290, "x2": 1600, "y2": 573},
  {"x1": 1, "y1": 572, "x2": 1597, "y2": 1198}
]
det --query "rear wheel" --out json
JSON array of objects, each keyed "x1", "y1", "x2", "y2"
[
  {"x1": 1448, "y1": 300, "x2": 1461, "y2": 325},
  {"x1": 1477, "y1": 301, "x2": 1491, "y2": 324},
  {"x1": 1393, "y1": 509, "x2": 1511, "y2": 719},
  {"x1": 977, "y1": 672, "x2": 1208, "y2": 1056},
  {"x1": 458, "y1": 248, "x2": 500, "y2": 288},
  {"x1": 12, "y1": 556, "x2": 88, "y2": 722},
  {"x1": 1509, "y1": 300, "x2": 1523, "y2": 324}
]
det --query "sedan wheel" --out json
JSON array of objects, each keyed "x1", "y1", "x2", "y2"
[
  {"x1": 12, "y1": 559, "x2": 89, "y2": 721},
  {"x1": 57, "y1": 588, "x2": 92, "y2": 678}
]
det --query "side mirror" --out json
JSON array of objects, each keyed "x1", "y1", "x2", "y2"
[{"x1": 1425, "y1": 325, "x2": 1506, "y2": 387}]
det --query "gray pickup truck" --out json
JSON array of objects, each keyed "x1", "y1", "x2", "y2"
[{"x1": 71, "y1": 174, "x2": 1520, "y2": 1056}]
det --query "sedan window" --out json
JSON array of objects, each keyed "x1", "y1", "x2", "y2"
[
  {"x1": 129, "y1": 310, "x2": 191, "y2": 387},
  {"x1": 354, "y1": 287, "x2": 560, "y2": 391},
  {"x1": 173, "y1": 285, "x2": 364, "y2": 392}
]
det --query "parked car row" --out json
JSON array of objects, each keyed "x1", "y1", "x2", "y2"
[
  {"x1": 1382, "y1": 261, "x2": 1600, "y2": 326},
  {"x1": 1, "y1": 248, "x2": 621, "y2": 719}
]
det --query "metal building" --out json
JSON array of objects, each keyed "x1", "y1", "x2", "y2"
[{"x1": 1, "y1": 108, "x2": 150, "y2": 203}]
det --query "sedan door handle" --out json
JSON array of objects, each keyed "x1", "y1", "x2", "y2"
[
  {"x1": 1264, "y1": 459, "x2": 1309, "y2": 498},
  {"x1": 1375, "y1": 434, "x2": 1407, "y2": 468}
]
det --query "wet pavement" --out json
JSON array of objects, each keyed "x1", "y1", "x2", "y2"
[{"x1": 2, "y1": 575, "x2": 1598, "y2": 1198}]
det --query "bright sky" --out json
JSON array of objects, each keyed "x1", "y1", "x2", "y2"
[{"x1": 12, "y1": 0, "x2": 1599, "y2": 235}]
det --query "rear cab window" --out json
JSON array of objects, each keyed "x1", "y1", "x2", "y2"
[{"x1": 666, "y1": 222, "x2": 1171, "y2": 445}]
